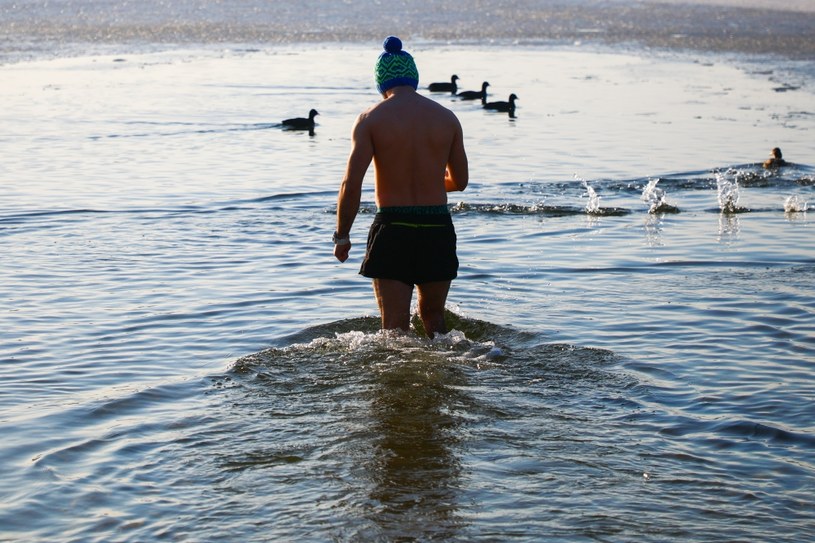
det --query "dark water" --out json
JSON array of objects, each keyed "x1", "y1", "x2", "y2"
[{"x1": 1, "y1": 2, "x2": 814, "y2": 541}]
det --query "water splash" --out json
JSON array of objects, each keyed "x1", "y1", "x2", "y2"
[
  {"x1": 579, "y1": 176, "x2": 601, "y2": 214},
  {"x1": 716, "y1": 169, "x2": 741, "y2": 213},
  {"x1": 641, "y1": 178, "x2": 666, "y2": 213},
  {"x1": 255, "y1": 312, "x2": 510, "y2": 368},
  {"x1": 784, "y1": 194, "x2": 808, "y2": 213}
]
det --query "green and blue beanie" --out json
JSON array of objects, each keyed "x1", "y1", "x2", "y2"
[{"x1": 375, "y1": 36, "x2": 419, "y2": 94}]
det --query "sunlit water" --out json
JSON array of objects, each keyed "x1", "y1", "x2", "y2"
[{"x1": 1, "y1": 25, "x2": 814, "y2": 543}]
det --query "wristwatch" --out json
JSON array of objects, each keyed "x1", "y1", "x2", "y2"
[{"x1": 332, "y1": 231, "x2": 351, "y2": 245}]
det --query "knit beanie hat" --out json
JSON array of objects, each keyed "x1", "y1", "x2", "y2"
[{"x1": 375, "y1": 36, "x2": 419, "y2": 94}]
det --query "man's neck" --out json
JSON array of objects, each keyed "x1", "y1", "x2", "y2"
[{"x1": 384, "y1": 86, "x2": 416, "y2": 99}]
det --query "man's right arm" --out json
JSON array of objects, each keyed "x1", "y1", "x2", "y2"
[{"x1": 334, "y1": 114, "x2": 374, "y2": 262}]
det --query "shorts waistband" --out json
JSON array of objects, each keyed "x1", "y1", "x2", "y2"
[
  {"x1": 377, "y1": 205, "x2": 450, "y2": 215},
  {"x1": 374, "y1": 207, "x2": 453, "y2": 227}
]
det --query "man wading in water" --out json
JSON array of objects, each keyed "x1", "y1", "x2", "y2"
[{"x1": 333, "y1": 36, "x2": 469, "y2": 338}]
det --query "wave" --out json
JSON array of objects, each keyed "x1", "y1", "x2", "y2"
[
  {"x1": 450, "y1": 201, "x2": 632, "y2": 217},
  {"x1": 230, "y1": 311, "x2": 622, "y2": 381},
  {"x1": 475, "y1": 165, "x2": 814, "y2": 217},
  {"x1": 659, "y1": 417, "x2": 815, "y2": 449},
  {"x1": 89, "y1": 121, "x2": 289, "y2": 140},
  {"x1": 526, "y1": 164, "x2": 814, "y2": 193},
  {"x1": 0, "y1": 191, "x2": 334, "y2": 226}
]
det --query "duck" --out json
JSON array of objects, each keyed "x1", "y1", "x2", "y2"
[
  {"x1": 762, "y1": 147, "x2": 787, "y2": 169},
  {"x1": 428, "y1": 74, "x2": 459, "y2": 93},
  {"x1": 483, "y1": 93, "x2": 518, "y2": 116},
  {"x1": 457, "y1": 81, "x2": 490, "y2": 103},
  {"x1": 282, "y1": 109, "x2": 319, "y2": 130}
]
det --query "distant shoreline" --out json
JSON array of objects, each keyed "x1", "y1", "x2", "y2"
[
  {"x1": 2, "y1": 0, "x2": 815, "y2": 63},
  {"x1": 643, "y1": 0, "x2": 814, "y2": 13}
]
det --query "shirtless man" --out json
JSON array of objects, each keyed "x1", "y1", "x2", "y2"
[{"x1": 333, "y1": 36, "x2": 469, "y2": 338}]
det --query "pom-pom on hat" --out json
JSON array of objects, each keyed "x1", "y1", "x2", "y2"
[{"x1": 375, "y1": 36, "x2": 419, "y2": 94}]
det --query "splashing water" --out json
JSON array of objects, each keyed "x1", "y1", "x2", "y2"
[
  {"x1": 641, "y1": 178, "x2": 667, "y2": 213},
  {"x1": 579, "y1": 176, "x2": 601, "y2": 214},
  {"x1": 784, "y1": 194, "x2": 808, "y2": 213},
  {"x1": 716, "y1": 169, "x2": 741, "y2": 213}
]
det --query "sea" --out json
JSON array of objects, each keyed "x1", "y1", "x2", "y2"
[{"x1": 1, "y1": 1, "x2": 814, "y2": 541}]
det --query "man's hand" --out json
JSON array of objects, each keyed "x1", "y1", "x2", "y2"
[{"x1": 334, "y1": 242, "x2": 351, "y2": 263}]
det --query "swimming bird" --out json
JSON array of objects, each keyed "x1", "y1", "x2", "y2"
[
  {"x1": 282, "y1": 109, "x2": 319, "y2": 130},
  {"x1": 457, "y1": 81, "x2": 490, "y2": 102},
  {"x1": 428, "y1": 74, "x2": 459, "y2": 93},
  {"x1": 762, "y1": 147, "x2": 787, "y2": 169},
  {"x1": 483, "y1": 93, "x2": 518, "y2": 116}
]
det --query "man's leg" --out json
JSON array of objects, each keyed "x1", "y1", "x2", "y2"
[
  {"x1": 416, "y1": 281, "x2": 451, "y2": 338},
  {"x1": 372, "y1": 278, "x2": 414, "y2": 332}
]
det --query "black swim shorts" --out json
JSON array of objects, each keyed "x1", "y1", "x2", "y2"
[{"x1": 360, "y1": 207, "x2": 458, "y2": 285}]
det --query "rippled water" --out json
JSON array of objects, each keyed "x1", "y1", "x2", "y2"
[{"x1": 1, "y1": 28, "x2": 814, "y2": 543}]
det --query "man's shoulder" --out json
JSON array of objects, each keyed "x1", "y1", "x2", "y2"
[
  {"x1": 355, "y1": 102, "x2": 385, "y2": 128},
  {"x1": 360, "y1": 98, "x2": 395, "y2": 119},
  {"x1": 417, "y1": 93, "x2": 454, "y2": 111},
  {"x1": 410, "y1": 95, "x2": 459, "y2": 126},
  {"x1": 362, "y1": 92, "x2": 459, "y2": 126}
]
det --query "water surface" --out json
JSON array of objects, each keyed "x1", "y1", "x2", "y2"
[{"x1": 1, "y1": 19, "x2": 814, "y2": 543}]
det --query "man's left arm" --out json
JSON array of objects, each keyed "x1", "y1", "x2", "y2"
[{"x1": 445, "y1": 117, "x2": 469, "y2": 192}]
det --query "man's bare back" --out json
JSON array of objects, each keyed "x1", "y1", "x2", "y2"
[{"x1": 360, "y1": 88, "x2": 468, "y2": 208}]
